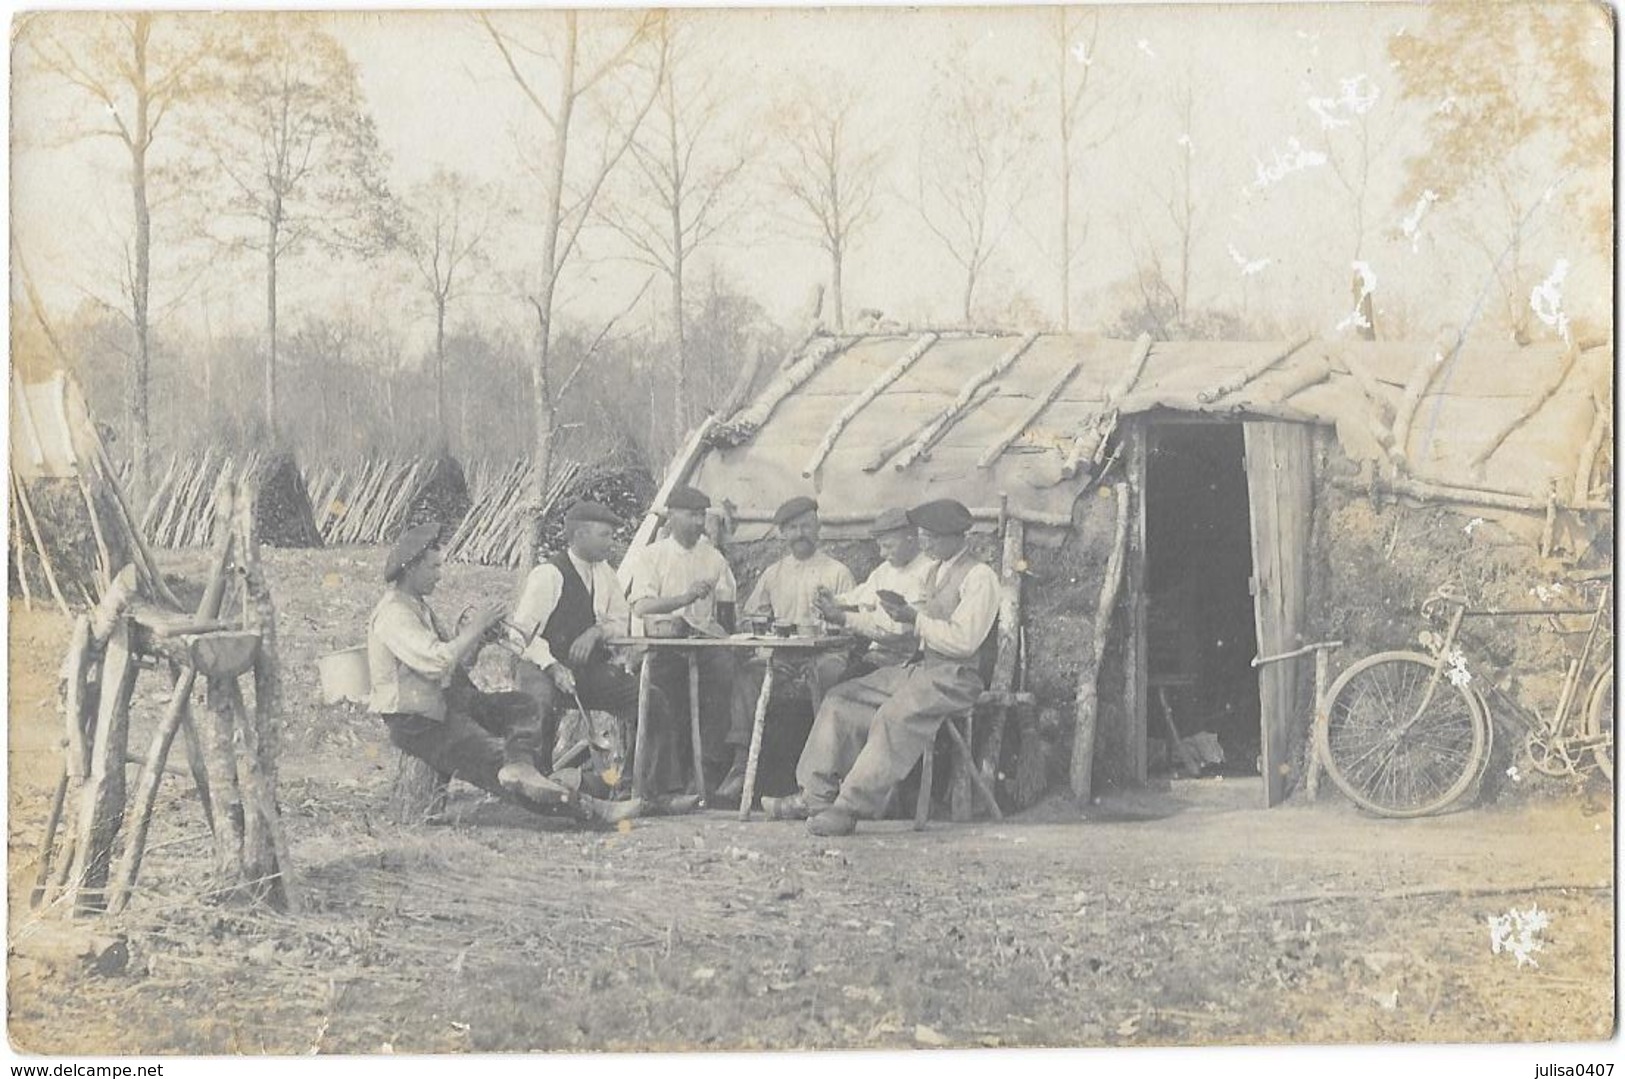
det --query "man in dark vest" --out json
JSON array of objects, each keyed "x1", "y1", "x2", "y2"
[
  {"x1": 366, "y1": 523, "x2": 638, "y2": 825},
  {"x1": 511, "y1": 500, "x2": 698, "y2": 812},
  {"x1": 763, "y1": 499, "x2": 1000, "y2": 836}
]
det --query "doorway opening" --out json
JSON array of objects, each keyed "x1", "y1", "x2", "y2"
[{"x1": 1144, "y1": 421, "x2": 1261, "y2": 779}]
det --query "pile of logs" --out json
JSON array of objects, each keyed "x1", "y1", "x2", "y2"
[
  {"x1": 306, "y1": 455, "x2": 472, "y2": 547},
  {"x1": 34, "y1": 477, "x2": 296, "y2": 916},
  {"x1": 142, "y1": 451, "x2": 322, "y2": 549},
  {"x1": 440, "y1": 460, "x2": 579, "y2": 567}
]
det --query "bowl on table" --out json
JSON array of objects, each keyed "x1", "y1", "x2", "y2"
[{"x1": 644, "y1": 615, "x2": 689, "y2": 639}]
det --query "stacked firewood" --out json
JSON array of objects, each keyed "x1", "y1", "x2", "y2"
[
  {"x1": 440, "y1": 460, "x2": 578, "y2": 568},
  {"x1": 305, "y1": 455, "x2": 471, "y2": 547},
  {"x1": 142, "y1": 451, "x2": 322, "y2": 549}
]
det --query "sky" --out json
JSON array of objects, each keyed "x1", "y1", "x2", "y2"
[{"x1": 8, "y1": 2, "x2": 1615, "y2": 368}]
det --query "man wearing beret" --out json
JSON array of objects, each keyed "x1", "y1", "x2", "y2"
[
  {"x1": 367, "y1": 523, "x2": 638, "y2": 825},
  {"x1": 619, "y1": 484, "x2": 741, "y2": 791},
  {"x1": 721, "y1": 496, "x2": 857, "y2": 801},
  {"x1": 510, "y1": 501, "x2": 698, "y2": 812},
  {"x1": 764, "y1": 498, "x2": 999, "y2": 836},
  {"x1": 813, "y1": 506, "x2": 937, "y2": 678}
]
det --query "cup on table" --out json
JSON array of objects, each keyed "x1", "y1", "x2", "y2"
[{"x1": 772, "y1": 621, "x2": 796, "y2": 639}]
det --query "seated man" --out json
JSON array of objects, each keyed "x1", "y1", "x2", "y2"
[
  {"x1": 619, "y1": 485, "x2": 740, "y2": 792},
  {"x1": 722, "y1": 496, "x2": 857, "y2": 800},
  {"x1": 510, "y1": 500, "x2": 697, "y2": 812},
  {"x1": 814, "y1": 506, "x2": 936, "y2": 679},
  {"x1": 764, "y1": 498, "x2": 998, "y2": 836},
  {"x1": 366, "y1": 523, "x2": 637, "y2": 826}
]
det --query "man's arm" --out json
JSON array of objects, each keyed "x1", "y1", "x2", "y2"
[
  {"x1": 915, "y1": 564, "x2": 1000, "y2": 660},
  {"x1": 598, "y1": 563, "x2": 631, "y2": 637},
  {"x1": 511, "y1": 564, "x2": 564, "y2": 670},
  {"x1": 376, "y1": 600, "x2": 495, "y2": 678}
]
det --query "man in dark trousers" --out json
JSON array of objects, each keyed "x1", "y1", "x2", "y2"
[
  {"x1": 366, "y1": 523, "x2": 639, "y2": 825},
  {"x1": 511, "y1": 500, "x2": 699, "y2": 812}
]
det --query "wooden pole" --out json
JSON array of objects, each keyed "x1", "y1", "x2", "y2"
[
  {"x1": 893, "y1": 333, "x2": 1038, "y2": 472},
  {"x1": 65, "y1": 619, "x2": 140, "y2": 911},
  {"x1": 106, "y1": 663, "x2": 199, "y2": 914},
  {"x1": 1194, "y1": 336, "x2": 1312, "y2": 404},
  {"x1": 687, "y1": 654, "x2": 705, "y2": 798},
  {"x1": 979, "y1": 505, "x2": 1025, "y2": 804},
  {"x1": 711, "y1": 335, "x2": 857, "y2": 443},
  {"x1": 1573, "y1": 394, "x2": 1609, "y2": 506},
  {"x1": 1330, "y1": 472, "x2": 1608, "y2": 514},
  {"x1": 977, "y1": 360, "x2": 1083, "y2": 468},
  {"x1": 194, "y1": 675, "x2": 246, "y2": 891},
  {"x1": 30, "y1": 767, "x2": 69, "y2": 908},
  {"x1": 629, "y1": 417, "x2": 719, "y2": 552},
  {"x1": 737, "y1": 662, "x2": 774, "y2": 822},
  {"x1": 89, "y1": 435, "x2": 182, "y2": 608},
  {"x1": 10, "y1": 475, "x2": 35, "y2": 609},
  {"x1": 1061, "y1": 333, "x2": 1155, "y2": 479},
  {"x1": 1470, "y1": 340, "x2": 1583, "y2": 469},
  {"x1": 75, "y1": 472, "x2": 114, "y2": 595},
  {"x1": 802, "y1": 332, "x2": 939, "y2": 479},
  {"x1": 13, "y1": 471, "x2": 70, "y2": 616},
  {"x1": 633, "y1": 654, "x2": 653, "y2": 798},
  {"x1": 1069, "y1": 482, "x2": 1131, "y2": 804}
]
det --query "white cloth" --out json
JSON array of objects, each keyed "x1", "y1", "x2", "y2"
[
  {"x1": 367, "y1": 587, "x2": 456, "y2": 720},
  {"x1": 619, "y1": 534, "x2": 738, "y2": 636},
  {"x1": 512, "y1": 553, "x2": 631, "y2": 670},
  {"x1": 839, "y1": 552, "x2": 937, "y2": 643},
  {"x1": 744, "y1": 550, "x2": 856, "y2": 628},
  {"x1": 915, "y1": 549, "x2": 1001, "y2": 661}
]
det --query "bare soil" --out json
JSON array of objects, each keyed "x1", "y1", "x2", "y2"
[{"x1": 7, "y1": 547, "x2": 1615, "y2": 1054}]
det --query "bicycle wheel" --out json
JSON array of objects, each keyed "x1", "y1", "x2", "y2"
[
  {"x1": 1318, "y1": 651, "x2": 1488, "y2": 818},
  {"x1": 1585, "y1": 664, "x2": 1613, "y2": 781}
]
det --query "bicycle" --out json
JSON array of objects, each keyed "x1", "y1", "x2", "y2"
[{"x1": 1316, "y1": 579, "x2": 1613, "y2": 818}]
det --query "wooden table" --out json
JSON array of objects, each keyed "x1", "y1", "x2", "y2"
[{"x1": 607, "y1": 635, "x2": 854, "y2": 819}]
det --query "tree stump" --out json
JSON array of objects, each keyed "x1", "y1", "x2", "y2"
[{"x1": 389, "y1": 751, "x2": 450, "y2": 825}]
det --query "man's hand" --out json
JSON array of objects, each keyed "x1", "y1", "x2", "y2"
[
  {"x1": 549, "y1": 663, "x2": 577, "y2": 694},
  {"x1": 568, "y1": 625, "x2": 603, "y2": 664},
  {"x1": 813, "y1": 590, "x2": 846, "y2": 625},
  {"x1": 684, "y1": 579, "x2": 715, "y2": 604},
  {"x1": 879, "y1": 596, "x2": 918, "y2": 625},
  {"x1": 474, "y1": 603, "x2": 507, "y2": 632}
]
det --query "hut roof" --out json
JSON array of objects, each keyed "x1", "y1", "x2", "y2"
[{"x1": 690, "y1": 330, "x2": 1612, "y2": 538}]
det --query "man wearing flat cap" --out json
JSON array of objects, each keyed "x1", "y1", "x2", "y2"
[
  {"x1": 367, "y1": 523, "x2": 638, "y2": 825},
  {"x1": 510, "y1": 501, "x2": 698, "y2": 812},
  {"x1": 813, "y1": 506, "x2": 937, "y2": 678},
  {"x1": 619, "y1": 484, "x2": 741, "y2": 791},
  {"x1": 763, "y1": 498, "x2": 1000, "y2": 836},
  {"x1": 719, "y1": 495, "x2": 857, "y2": 801}
]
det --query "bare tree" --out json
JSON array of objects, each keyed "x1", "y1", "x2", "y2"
[
  {"x1": 776, "y1": 91, "x2": 883, "y2": 331},
  {"x1": 912, "y1": 72, "x2": 1038, "y2": 324},
  {"x1": 478, "y1": 10, "x2": 667, "y2": 531},
  {"x1": 199, "y1": 13, "x2": 398, "y2": 441},
  {"x1": 594, "y1": 18, "x2": 753, "y2": 435},
  {"x1": 24, "y1": 12, "x2": 210, "y2": 502},
  {"x1": 402, "y1": 169, "x2": 495, "y2": 448},
  {"x1": 1053, "y1": 8, "x2": 1128, "y2": 331}
]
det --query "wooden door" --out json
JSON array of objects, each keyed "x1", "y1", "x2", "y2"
[{"x1": 1243, "y1": 422, "x2": 1314, "y2": 807}]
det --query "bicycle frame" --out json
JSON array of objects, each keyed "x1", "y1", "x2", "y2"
[{"x1": 1425, "y1": 584, "x2": 1612, "y2": 772}]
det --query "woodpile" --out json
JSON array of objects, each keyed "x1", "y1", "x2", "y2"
[
  {"x1": 35, "y1": 478, "x2": 295, "y2": 916},
  {"x1": 441, "y1": 459, "x2": 656, "y2": 567},
  {"x1": 305, "y1": 454, "x2": 471, "y2": 547},
  {"x1": 143, "y1": 450, "x2": 322, "y2": 549}
]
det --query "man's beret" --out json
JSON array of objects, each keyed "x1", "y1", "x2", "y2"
[
  {"x1": 773, "y1": 495, "x2": 820, "y2": 527},
  {"x1": 564, "y1": 500, "x2": 622, "y2": 528},
  {"x1": 666, "y1": 485, "x2": 711, "y2": 512},
  {"x1": 908, "y1": 498, "x2": 974, "y2": 535},
  {"x1": 385, "y1": 522, "x2": 441, "y2": 582},
  {"x1": 870, "y1": 507, "x2": 913, "y2": 536}
]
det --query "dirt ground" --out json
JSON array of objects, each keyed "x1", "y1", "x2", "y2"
[{"x1": 6, "y1": 547, "x2": 1616, "y2": 1054}]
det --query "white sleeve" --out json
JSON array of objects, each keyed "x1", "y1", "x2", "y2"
[
  {"x1": 916, "y1": 564, "x2": 1000, "y2": 660},
  {"x1": 843, "y1": 569, "x2": 899, "y2": 639},
  {"x1": 512, "y1": 564, "x2": 564, "y2": 669},
  {"x1": 599, "y1": 563, "x2": 631, "y2": 636}
]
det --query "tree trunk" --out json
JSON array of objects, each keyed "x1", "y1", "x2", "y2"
[
  {"x1": 130, "y1": 158, "x2": 152, "y2": 508},
  {"x1": 1057, "y1": 8, "x2": 1072, "y2": 332},
  {"x1": 264, "y1": 208, "x2": 280, "y2": 441},
  {"x1": 830, "y1": 243, "x2": 844, "y2": 332},
  {"x1": 525, "y1": 12, "x2": 578, "y2": 568},
  {"x1": 435, "y1": 299, "x2": 448, "y2": 450},
  {"x1": 961, "y1": 268, "x2": 975, "y2": 326},
  {"x1": 672, "y1": 251, "x2": 686, "y2": 441}
]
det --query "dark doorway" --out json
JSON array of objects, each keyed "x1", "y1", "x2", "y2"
[{"x1": 1144, "y1": 421, "x2": 1261, "y2": 778}]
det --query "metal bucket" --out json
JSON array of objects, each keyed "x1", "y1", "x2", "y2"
[{"x1": 317, "y1": 646, "x2": 371, "y2": 705}]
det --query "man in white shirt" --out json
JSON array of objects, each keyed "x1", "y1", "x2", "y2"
[
  {"x1": 619, "y1": 485, "x2": 741, "y2": 793},
  {"x1": 720, "y1": 495, "x2": 857, "y2": 801},
  {"x1": 814, "y1": 506, "x2": 936, "y2": 678},
  {"x1": 367, "y1": 523, "x2": 638, "y2": 825},
  {"x1": 510, "y1": 501, "x2": 696, "y2": 811},
  {"x1": 763, "y1": 499, "x2": 1000, "y2": 836}
]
